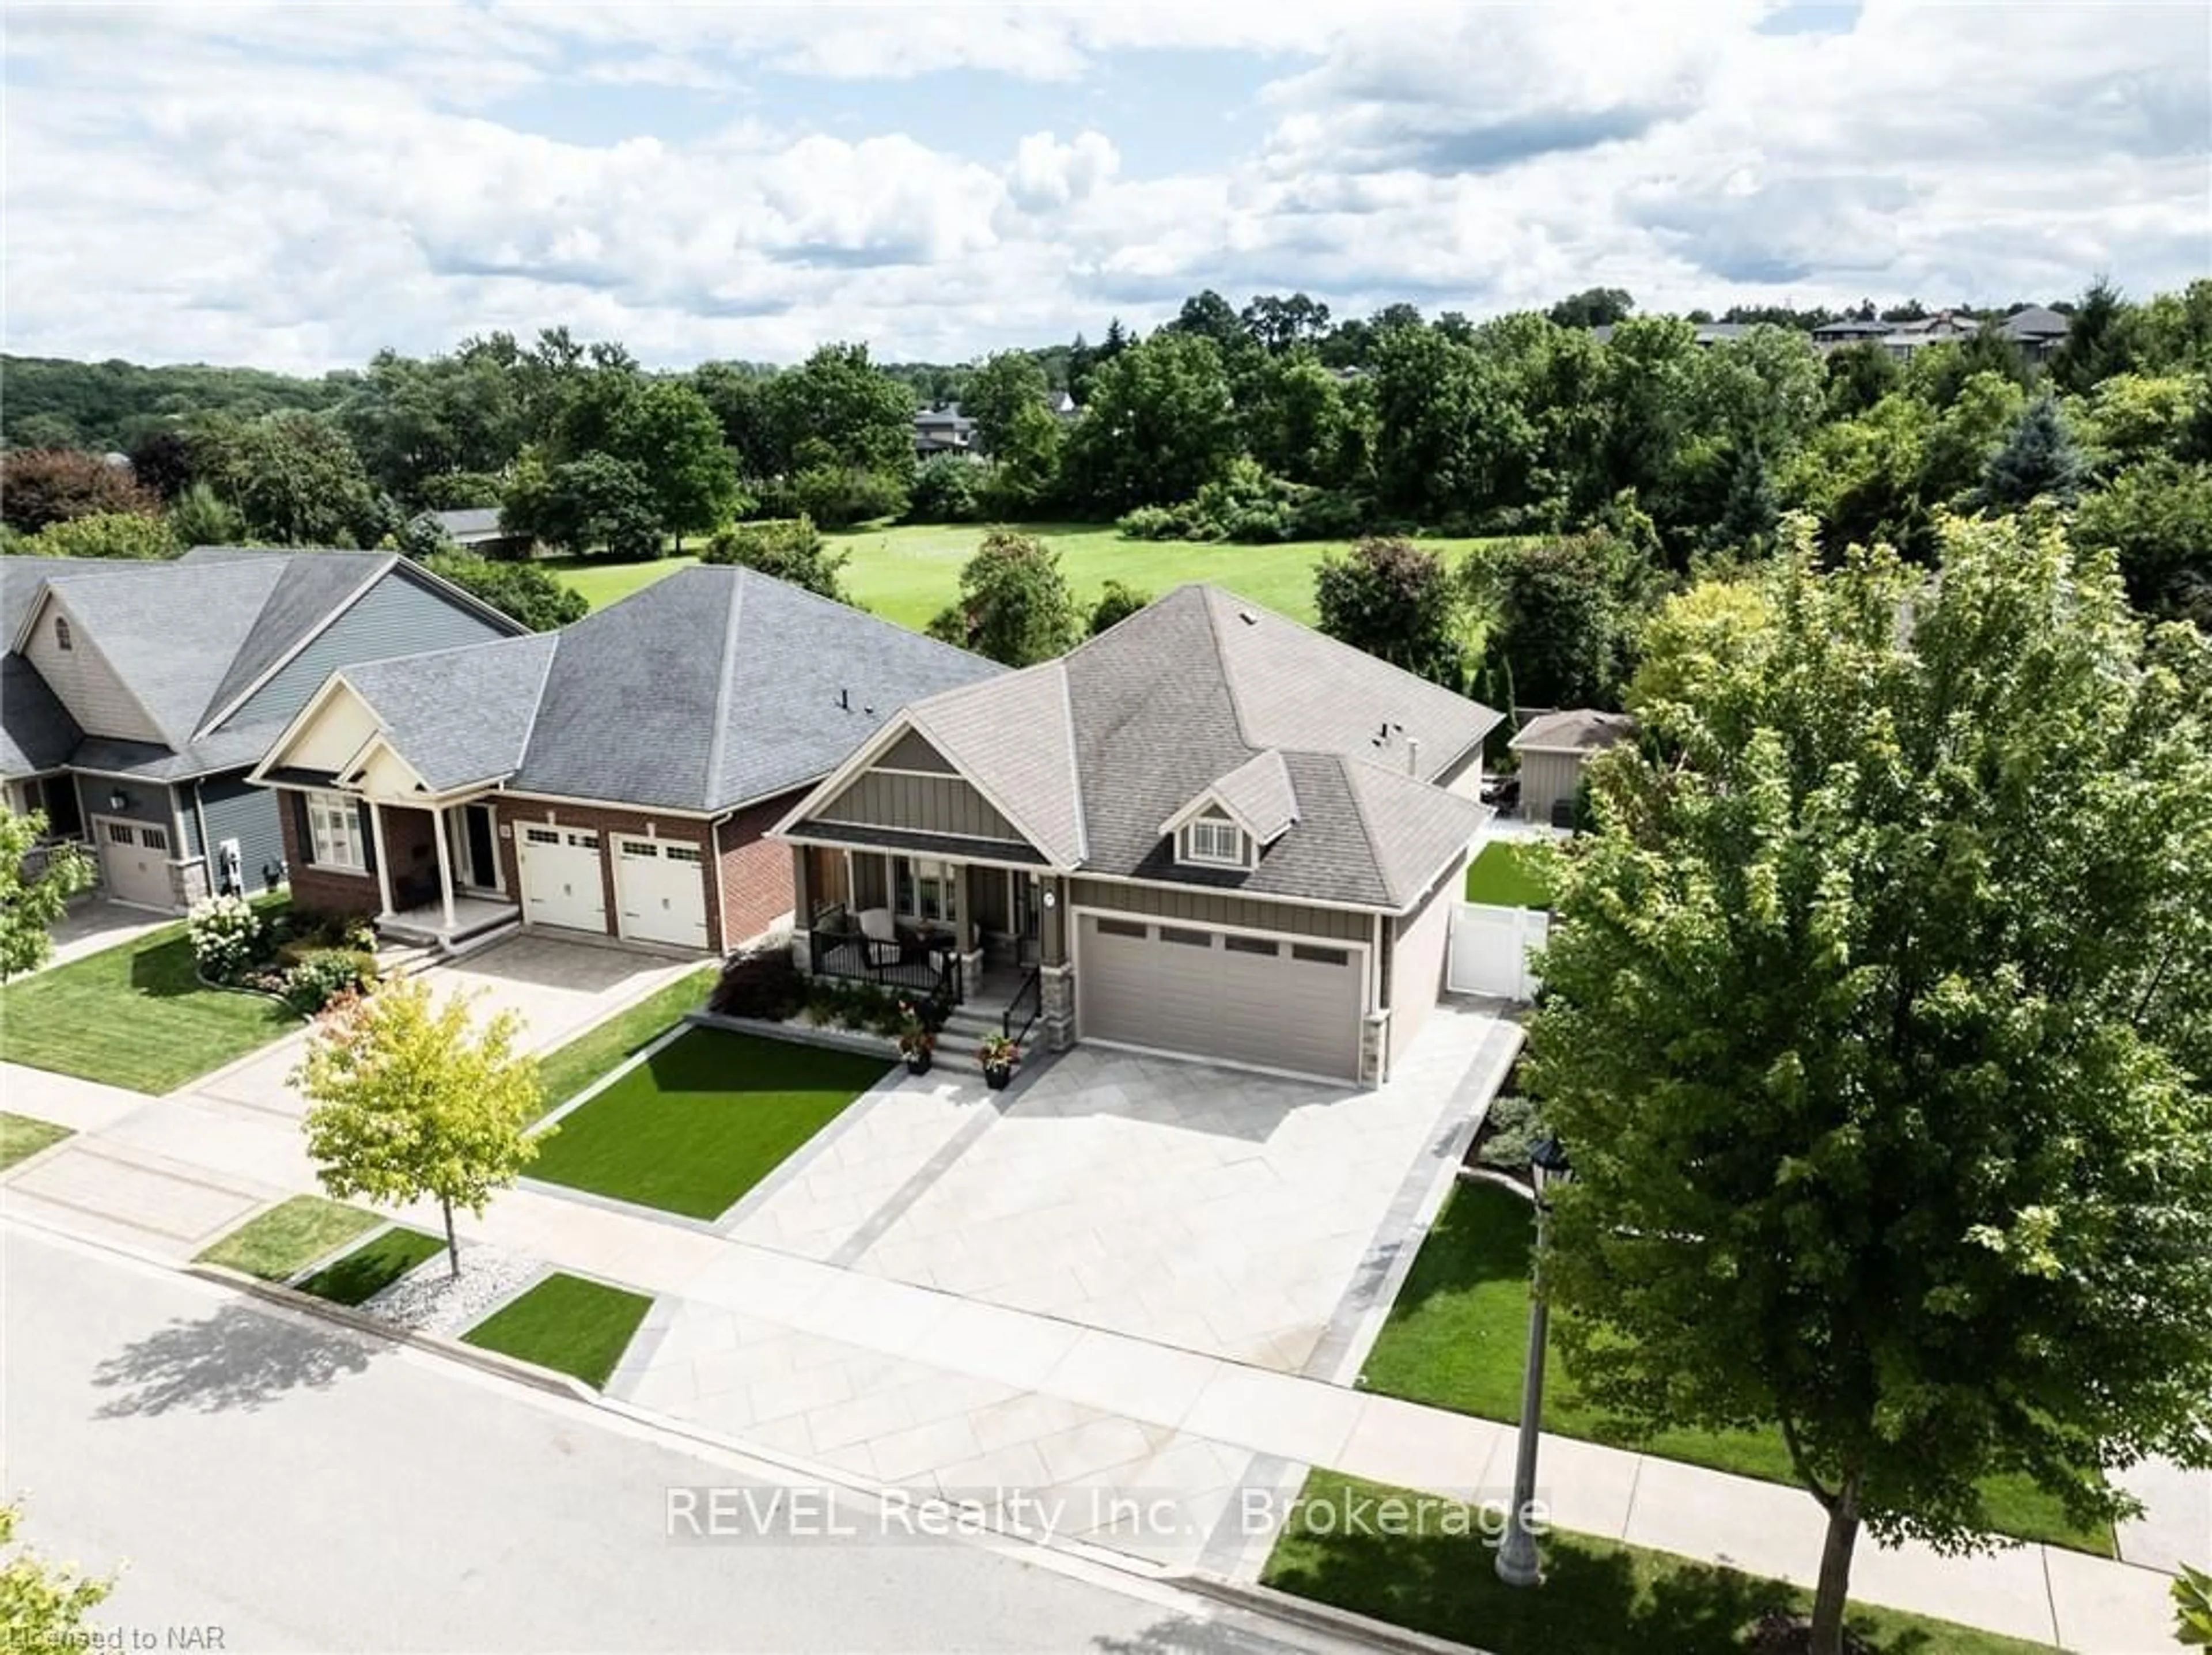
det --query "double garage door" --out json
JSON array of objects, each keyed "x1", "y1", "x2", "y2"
[
  {"x1": 515, "y1": 826, "x2": 709, "y2": 950},
  {"x1": 1075, "y1": 913, "x2": 1362, "y2": 1081}
]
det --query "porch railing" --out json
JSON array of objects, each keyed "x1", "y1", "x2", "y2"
[
  {"x1": 809, "y1": 923, "x2": 964, "y2": 1017},
  {"x1": 1002, "y1": 965, "x2": 1043, "y2": 1049}
]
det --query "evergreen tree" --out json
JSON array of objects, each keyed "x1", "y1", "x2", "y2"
[
  {"x1": 1980, "y1": 395, "x2": 2085, "y2": 508},
  {"x1": 1718, "y1": 444, "x2": 1780, "y2": 546}
]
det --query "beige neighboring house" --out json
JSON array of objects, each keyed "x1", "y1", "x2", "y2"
[
  {"x1": 1510, "y1": 709, "x2": 1637, "y2": 828},
  {"x1": 773, "y1": 584, "x2": 1503, "y2": 1086}
]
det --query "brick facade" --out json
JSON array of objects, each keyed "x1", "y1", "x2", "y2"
[
  {"x1": 713, "y1": 792, "x2": 802, "y2": 950},
  {"x1": 276, "y1": 793, "x2": 381, "y2": 919}
]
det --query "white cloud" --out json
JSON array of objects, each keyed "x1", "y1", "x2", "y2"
[{"x1": 1, "y1": 1, "x2": 2205, "y2": 370}]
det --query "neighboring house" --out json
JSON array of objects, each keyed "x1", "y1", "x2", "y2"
[
  {"x1": 1994, "y1": 304, "x2": 2071, "y2": 361},
  {"x1": 247, "y1": 567, "x2": 999, "y2": 956},
  {"x1": 774, "y1": 585, "x2": 1503, "y2": 1086},
  {"x1": 1509, "y1": 709, "x2": 1638, "y2": 828},
  {"x1": 1589, "y1": 321, "x2": 1759, "y2": 349},
  {"x1": 1874, "y1": 309, "x2": 1983, "y2": 361},
  {"x1": 1810, "y1": 318, "x2": 1895, "y2": 350},
  {"x1": 914, "y1": 404, "x2": 978, "y2": 459},
  {"x1": 1047, "y1": 389, "x2": 1081, "y2": 419},
  {"x1": 0, "y1": 549, "x2": 524, "y2": 913},
  {"x1": 431, "y1": 507, "x2": 534, "y2": 559}
]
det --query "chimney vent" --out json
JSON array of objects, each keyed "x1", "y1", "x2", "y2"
[
  {"x1": 1407, "y1": 736, "x2": 1421, "y2": 776},
  {"x1": 838, "y1": 688, "x2": 850, "y2": 711}
]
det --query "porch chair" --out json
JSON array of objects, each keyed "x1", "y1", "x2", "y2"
[{"x1": 855, "y1": 906, "x2": 903, "y2": 967}]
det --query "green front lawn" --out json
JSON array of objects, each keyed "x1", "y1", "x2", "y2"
[
  {"x1": 0, "y1": 903, "x2": 295, "y2": 1094},
  {"x1": 294, "y1": 1226, "x2": 445, "y2": 1306},
  {"x1": 463, "y1": 1272, "x2": 654, "y2": 1388},
  {"x1": 196, "y1": 1195, "x2": 381, "y2": 1281},
  {"x1": 550, "y1": 521, "x2": 1501, "y2": 634},
  {"x1": 1362, "y1": 1182, "x2": 2112, "y2": 1556},
  {"x1": 0, "y1": 1112, "x2": 71, "y2": 1171},
  {"x1": 1463, "y1": 839, "x2": 1552, "y2": 907},
  {"x1": 1264, "y1": 1470, "x2": 2054, "y2": 1655},
  {"x1": 527, "y1": 1027, "x2": 885, "y2": 1220},
  {"x1": 532, "y1": 964, "x2": 720, "y2": 1119}
]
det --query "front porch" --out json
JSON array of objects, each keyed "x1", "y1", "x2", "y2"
[{"x1": 377, "y1": 893, "x2": 520, "y2": 950}]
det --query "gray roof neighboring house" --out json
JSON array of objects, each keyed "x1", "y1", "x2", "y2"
[
  {"x1": 431, "y1": 508, "x2": 509, "y2": 543},
  {"x1": 1, "y1": 548, "x2": 521, "y2": 782},
  {"x1": 300, "y1": 566, "x2": 1005, "y2": 815},
  {"x1": 832, "y1": 584, "x2": 1502, "y2": 910},
  {"x1": 1511, "y1": 709, "x2": 1638, "y2": 753},
  {"x1": 1997, "y1": 304, "x2": 2070, "y2": 342}
]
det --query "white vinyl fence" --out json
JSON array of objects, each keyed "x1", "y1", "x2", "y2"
[{"x1": 1446, "y1": 902, "x2": 1550, "y2": 1001}]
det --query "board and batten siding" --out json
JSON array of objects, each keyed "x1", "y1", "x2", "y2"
[
  {"x1": 226, "y1": 569, "x2": 514, "y2": 732},
  {"x1": 1069, "y1": 877, "x2": 1369, "y2": 942},
  {"x1": 24, "y1": 595, "x2": 165, "y2": 744},
  {"x1": 193, "y1": 775, "x2": 286, "y2": 893},
  {"x1": 810, "y1": 769, "x2": 1020, "y2": 843}
]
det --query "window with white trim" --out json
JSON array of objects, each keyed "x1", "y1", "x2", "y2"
[
  {"x1": 305, "y1": 790, "x2": 364, "y2": 872},
  {"x1": 1180, "y1": 819, "x2": 1247, "y2": 867},
  {"x1": 894, "y1": 856, "x2": 955, "y2": 925}
]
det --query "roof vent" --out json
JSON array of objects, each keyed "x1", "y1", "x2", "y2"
[
  {"x1": 838, "y1": 688, "x2": 850, "y2": 711},
  {"x1": 1238, "y1": 609, "x2": 1257, "y2": 626}
]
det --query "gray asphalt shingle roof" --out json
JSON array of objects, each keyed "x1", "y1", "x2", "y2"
[
  {"x1": 875, "y1": 584, "x2": 1501, "y2": 910},
  {"x1": 1511, "y1": 709, "x2": 1638, "y2": 753},
  {"x1": 342, "y1": 633, "x2": 558, "y2": 792},
  {"x1": 321, "y1": 567, "x2": 1002, "y2": 813},
  {"x1": 2, "y1": 548, "x2": 509, "y2": 782}
]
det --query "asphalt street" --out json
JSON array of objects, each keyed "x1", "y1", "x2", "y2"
[{"x1": 1, "y1": 1224, "x2": 1368, "y2": 1655}]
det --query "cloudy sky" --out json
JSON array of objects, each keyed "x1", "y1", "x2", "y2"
[{"x1": 5, "y1": 1, "x2": 2208, "y2": 372}]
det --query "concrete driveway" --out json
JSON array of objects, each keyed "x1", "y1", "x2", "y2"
[
  {"x1": 423, "y1": 932, "x2": 705, "y2": 1057},
  {"x1": 726, "y1": 998, "x2": 1516, "y2": 1376}
]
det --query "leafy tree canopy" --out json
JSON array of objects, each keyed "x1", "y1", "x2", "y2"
[
  {"x1": 0, "y1": 806, "x2": 94, "y2": 980},
  {"x1": 926, "y1": 529, "x2": 1078, "y2": 665},
  {"x1": 1531, "y1": 516, "x2": 2212, "y2": 1654},
  {"x1": 1313, "y1": 536, "x2": 1470, "y2": 688}
]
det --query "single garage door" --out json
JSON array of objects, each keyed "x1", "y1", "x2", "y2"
[
  {"x1": 517, "y1": 826, "x2": 606, "y2": 933},
  {"x1": 1076, "y1": 914, "x2": 1362, "y2": 1081},
  {"x1": 96, "y1": 817, "x2": 173, "y2": 910},
  {"x1": 615, "y1": 838, "x2": 709, "y2": 950}
]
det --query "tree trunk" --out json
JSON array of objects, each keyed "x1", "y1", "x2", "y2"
[
  {"x1": 1808, "y1": 1479, "x2": 1862, "y2": 1655},
  {"x1": 441, "y1": 1195, "x2": 460, "y2": 1279}
]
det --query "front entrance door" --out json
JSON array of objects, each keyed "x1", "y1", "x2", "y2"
[
  {"x1": 463, "y1": 804, "x2": 500, "y2": 890},
  {"x1": 1010, "y1": 872, "x2": 1040, "y2": 965}
]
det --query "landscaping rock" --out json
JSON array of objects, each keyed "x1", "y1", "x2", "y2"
[{"x1": 359, "y1": 1241, "x2": 546, "y2": 1338}]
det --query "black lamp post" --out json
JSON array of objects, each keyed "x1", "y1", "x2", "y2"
[{"x1": 1496, "y1": 1134, "x2": 1574, "y2": 1587}]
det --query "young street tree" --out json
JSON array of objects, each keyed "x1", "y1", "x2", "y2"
[
  {"x1": 1, "y1": 1498, "x2": 115, "y2": 1650},
  {"x1": 0, "y1": 806, "x2": 93, "y2": 982},
  {"x1": 1529, "y1": 517, "x2": 2212, "y2": 1655},
  {"x1": 296, "y1": 978, "x2": 546, "y2": 1277}
]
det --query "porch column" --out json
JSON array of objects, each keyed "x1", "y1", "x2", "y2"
[
  {"x1": 366, "y1": 800, "x2": 396, "y2": 919},
  {"x1": 430, "y1": 802, "x2": 457, "y2": 932}
]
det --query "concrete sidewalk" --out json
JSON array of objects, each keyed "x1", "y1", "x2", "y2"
[{"x1": 5, "y1": 1037, "x2": 2195, "y2": 1651}]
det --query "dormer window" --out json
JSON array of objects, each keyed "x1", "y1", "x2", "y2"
[
  {"x1": 1181, "y1": 819, "x2": 1248, "y2": 868},
  {"x1": 54, "y1": 616, "x2": 72, "y2": 652}
]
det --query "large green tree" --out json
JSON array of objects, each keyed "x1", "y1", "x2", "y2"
[
  {"x1": 1063, "y1": 333, "x2": 1237, "y2": 511},
  {"x1": 1313, "y1": 537, "x2": 1469, "y2": 687},
  {"x1": 191, "y1": 411, "x2": 385, "y2": 546},
  {"x1": 297, "y1": 978, "x2": 546, "y2": 1277},
  {"x1": 962, "y1": 350, "x2": 1050, "y2": 457},
  {"x1": 422, "y1": 551, "x2": 587, "y2": 631},
  {"x1": 1472, "y1": 531, "x2": 1656, "y2": 709},
  {"x1": 0, "y1": 806, "x2": 94, "y2": 980},
  {"x1": 764, "y1": 342, "x2": 915, "y2": 476},
  {"x1": 926, "y1": 530, "x2": 1078, "y2": 666},
  {"x1": 2073, "y1": 457, "x2": 2212, "y2": 628},
  {"x1": 614, "y1": 380, "x2": 743, "y2": 548},
  {"x1": 1529, "y1": 517, "x2": 2212, "y2": 1655}
]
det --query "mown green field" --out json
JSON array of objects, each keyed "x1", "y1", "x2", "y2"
[{"x1": 547, "y1": 521, "x2": 1497, "y2": 633}]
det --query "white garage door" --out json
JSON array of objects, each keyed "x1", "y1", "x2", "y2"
[
  {"x1": 615, "y1": 838, "x2": 709, "y2": 950},
  {"x1": 1076, "y1": 914, "x2": 1363, "y2": 1081},
  {"x1": 96, "y1": 817, "x2": 174, "y2": 910},
  {"x1": 517, "y1": 827, "x2": 606, "y2": 933}
]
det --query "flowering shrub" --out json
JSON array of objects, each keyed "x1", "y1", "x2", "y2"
[
  {"x1": 187, "y1": 894, "x2": 263, "y2": 983},
  {"x1": 281, "y1": 949, "x2": 377, "y2": 1015}
]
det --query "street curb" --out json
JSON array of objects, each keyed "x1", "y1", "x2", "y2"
[
  {"x1": 185, "y1": 1262, "x2": 597, "y2": 1406},
  {"x1": 1169, "y1": 1572, "x2": 1498, "y2": 1655}
]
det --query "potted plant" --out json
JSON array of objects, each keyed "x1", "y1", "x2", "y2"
[
  {"x1": 895, "y1": 1002, "x2": 935, "y2": 1075},
  {"x1": 976, "y1": 1032, "x2": 1018, "y2": 1090}
]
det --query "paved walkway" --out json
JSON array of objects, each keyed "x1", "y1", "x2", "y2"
[
  {"x1": 28, "y1": 897, "x2": 178, "y2": 974},
  {"x1": 3, "y1": 957, "x2": 2196, "y2": 1652}
]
